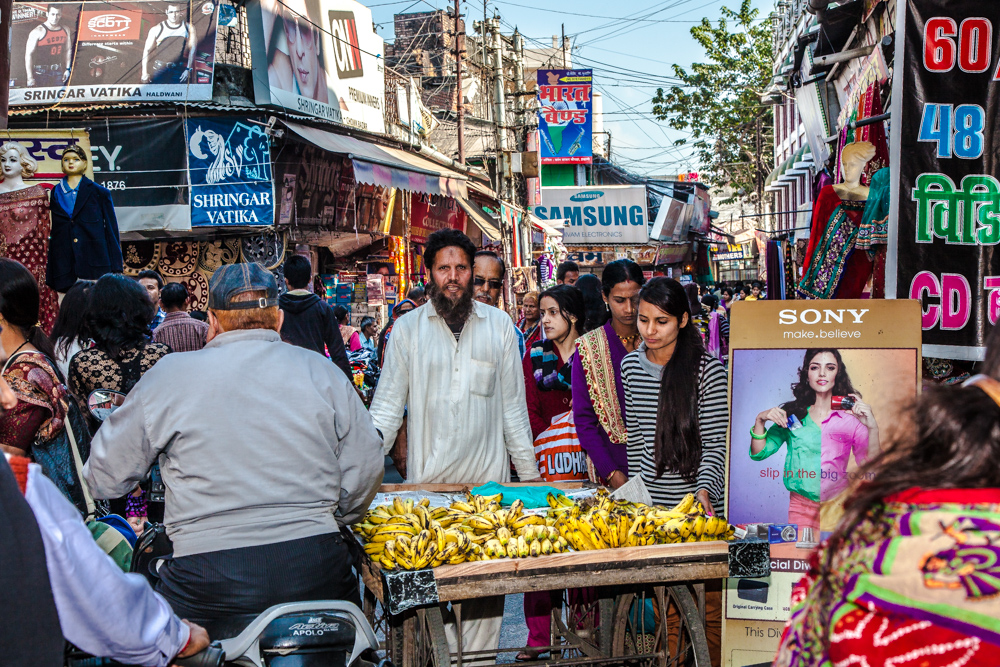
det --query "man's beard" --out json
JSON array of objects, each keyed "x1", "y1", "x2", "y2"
[{"x1": 427, "y1": 277, "x2": 475, "y2": 326}]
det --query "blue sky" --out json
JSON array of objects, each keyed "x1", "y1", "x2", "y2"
[{"x1": 368, "y1": 0, "x2": 771, "y2": 176}]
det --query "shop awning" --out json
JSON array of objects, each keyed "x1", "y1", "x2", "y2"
[
  {"x1": 530, "y1": 214, "x2": 563, "y2": 238},
  {"x1": 284, "y1": 122, "x2": 468, "y2": 199},
  {"x1": 456, "y1": 196, "x2": 501, "y2": 241},
  {"x1": 765, "y1": 145, "x2": 812, "y2": 191}
]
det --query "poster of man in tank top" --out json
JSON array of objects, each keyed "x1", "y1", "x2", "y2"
[{"x1": 8, "y1": 0, "x2": 218, "y2": 105}]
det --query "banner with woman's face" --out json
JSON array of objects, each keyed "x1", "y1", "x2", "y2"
[{"x1": 721, "y1": 299, "x2": 921, "y2": 665}]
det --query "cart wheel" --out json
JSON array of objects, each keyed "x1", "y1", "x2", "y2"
[
  {"x1": 390, "y1": 607, "x2": 450, "y2": 667},
  {"x1": 611, "y1": 585, "x2": 711, "y2": 667}
]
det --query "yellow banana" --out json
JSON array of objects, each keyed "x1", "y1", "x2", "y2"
[
  {"x1": 672, "y1": 494, "x2": 695, "y2": 515},
  {"x1": 363, "y1": 542, "x2": 385, "y2": 555},
  {"x1": 546, "y1": 492, "x2": 561, "y2": 509},
  {"x1": 517, "y1": 535, "x2": 530, "y2": 558},
  {"x1": 529, "y1": 540, "x2": 541, "y2": 557},
  {"x1": 509, "y1": 499, "x2": 524, "y2": 519},
  {"x1": 465, "y1": 515, "x2": 494, "y2": 531},
  {"x1": 450, "y1": 500, "x2": 475, "y2": 513},
  {"x1": 379, "y1": 554, "x2": 398, "y2": 570},
  {"x1": 429, "y1": 506, "x2": 449, "y2": 520},
  {"x1": 579, "y1": 521, "x2": 605, "y2": 549},
  {"x1": 419, "y1": 498, "x2": 430, "y2": 508},
  {"x1": 393, "y1": 497, "x2": 406, "y2": 516},
  {"x1": 541, "y1": 538, "x2": 553, "y2": 555},
  {"x1": 496, "y1": 526, "x2": 512, "y2": 545},
  {"x1": 506, "y1": 541, "x2": 518, "y2": 558},
  {"x1": 371, "y1": 528, "x2": 416, "y2": 542},
  {"x1": 677, "y1": 519, "x2": 693, "y2": 539},
  {"x1": 367, "y1": 512, "x2": 390, "y2": 525},
  {"x1": 511, "y1": 515, "x2": 546, "y2": 529},
  {"x1": 404, "y1": 499, "x2": 414, "y2": 514},
  {"x1": 434, "y1": 525, "x2": 446, "y2": 552}
]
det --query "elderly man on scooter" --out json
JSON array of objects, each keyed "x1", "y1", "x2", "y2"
[{"x1": 84, "y1": 263, "x2": 384, "y2": 628}]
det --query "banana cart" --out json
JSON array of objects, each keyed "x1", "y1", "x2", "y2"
[{"x1": 352, "y1": 483, "x2": 769, "y2": 667}]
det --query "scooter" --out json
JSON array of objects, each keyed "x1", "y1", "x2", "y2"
[
  {"x1": 69, "y1": 602, "x2": 386, "y2": 666},
  {"x1": 81, "y1": 390, "x2": 390, "y2": 667}
]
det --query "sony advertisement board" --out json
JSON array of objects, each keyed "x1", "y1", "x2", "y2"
[
  {"x1": 533, "y1": 185, "x2": 649, "y2": 245},
  {"x1": 9, "y1": 0, "x2": 218, "y2": 106},
  {"x1": 537, "y1": 68, "x2": 592, "y2": 164},
  {"x1": 247, "y1": 0, "x2": 385, "y2": 134}
]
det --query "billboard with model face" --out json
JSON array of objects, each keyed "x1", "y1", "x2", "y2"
[
  {"x1": 246, "y1": 0, "x2": 385, "y2": 134},
  {"x1": 9, "y1": 0, "x2": 218, "y2": 105}
]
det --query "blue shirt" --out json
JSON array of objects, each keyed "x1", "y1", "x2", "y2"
[{"x1": 54, "y1": 178, "x2": 80, "y2": 215}]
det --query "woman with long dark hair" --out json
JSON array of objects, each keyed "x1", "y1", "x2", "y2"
[
  {"x1": 621, "y1": 277, "x2": 729, "y2": 512},
  {"x1": 775, "y1": 349, "x2": 1000, "y2": 666},
  {"x1": 520, "y1": 284, "x2": 587, "y2": 660},
  {"x1": 750, "y1": 349, "x2": 879, "y2": 535},
  {"x1": 50, "y1": 279, "x2": 94, "y2": 379},
  {"x1": 523, "y1": 285, "x2": 585, "y2": 442},
  {"x1": 69, "y1": 274, "x2": 171, "y2": 530},
  {"x1": 575, "y1": 274, "x2": 608, "y2": 333},
  {"x1": 0, "y1": 259, "x2": 67, "y2": 457},
  {"x1": 572, "y1": 259, "x2": 644, "y2": 489}
]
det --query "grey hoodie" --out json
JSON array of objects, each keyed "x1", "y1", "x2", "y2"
[{"x1": 83, "y1": 329, "x2": 384, "y2": 557}]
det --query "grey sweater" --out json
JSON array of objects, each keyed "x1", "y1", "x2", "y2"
[{"x1": 83, "y1": 329, "x2": 384, "y2": 557}]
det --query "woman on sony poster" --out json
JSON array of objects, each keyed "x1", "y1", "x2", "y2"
[{"x1": 749, "y1": 349, "x2": 880, "y2": 534}]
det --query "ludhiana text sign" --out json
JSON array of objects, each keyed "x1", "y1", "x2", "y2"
[
  {"x1": 533, "y1": 186, "x2": 649, "y2": 245},
  {"x1": 187, "y1": 118, "x2": 273, "y2": 227},
  {"x1": 537, "y1": 69, "x2": 592, "y2": 165},
  {"x1": 889, "y1": 0, "x2": 1000, "y2": 360},
  {"x1": 9, "y1": 0, "x2": 218, "y2": 106}
]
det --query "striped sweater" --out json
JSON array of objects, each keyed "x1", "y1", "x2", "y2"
[{"x1": 622, "y1": 348, "x2": 729, "y2": 510}]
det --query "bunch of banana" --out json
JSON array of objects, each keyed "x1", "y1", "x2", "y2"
[{"x1": 543, "y1": 490, "x2": 737, "y2": 549}]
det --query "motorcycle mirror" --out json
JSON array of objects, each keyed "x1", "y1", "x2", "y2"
[{"x1": 87, "y1": 389, "x2": 127, "y2": 422}]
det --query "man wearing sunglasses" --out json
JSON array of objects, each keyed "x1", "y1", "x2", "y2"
[{"x1": 473, "y1": 250, "x2": 526, "y2": 356}]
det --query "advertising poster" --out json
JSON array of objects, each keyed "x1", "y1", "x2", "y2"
[
  {"x1": 537, "y1": 68, "x2": 592, "y2": 164},
  {"x1": 247, "y1": 0, "x2": 385, "y2": 133},
  {"x1": 888, "y1": 1, "x2": 1000, "y2": 360},
  {"x1": 90, "y1": 117, "x2": 189, "y2": 233},
  {"x1": 721, "y1": 299, "x2": 921, "y2": 666},
  {"x1": 9, "y1": 0, "x2": 218, "y2": 106},
  {"x1": 410, "y1": 192, "x2": 466, "y2": 245},
  {"x1": 186, "y1": 117, "x2": 273, "y2": 227},
  {"x1": 534, "y1": 185, "x2": 648, "y2": 245},
  {"x1": 2, "y1": 128, "x2": 92, "y2": 184}
]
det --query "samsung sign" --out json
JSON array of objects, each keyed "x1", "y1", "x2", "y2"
[{"x1": 533, "y1": 185, "x2": 649, "y2": 245}]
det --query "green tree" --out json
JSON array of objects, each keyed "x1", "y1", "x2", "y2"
[{"x1": 652, "y1": 0, "x2": 773, "y2": 207}]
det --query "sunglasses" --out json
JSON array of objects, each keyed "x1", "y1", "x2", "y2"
[
  {"x1": 474, "y1": 277, "x2": 503, "y2": 290},
  {"x1": 282, "y1": 8, "x2": 317, "y2": 46}
]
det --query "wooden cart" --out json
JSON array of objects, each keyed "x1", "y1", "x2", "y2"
[{"x1": 353, "y1": 484, "x2": 770, "y2": 667}]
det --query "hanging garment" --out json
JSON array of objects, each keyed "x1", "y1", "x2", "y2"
[{"x1": 797, "y1": 186, "x2": 873, "y2": 300}]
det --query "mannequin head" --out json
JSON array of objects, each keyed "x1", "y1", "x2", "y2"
[
  {"x1": 840, "y1": 141, "x2": 876, "y2": 185},
  {"x1": 0, "y1": 143, "x2": 38, "y2": 183},
  {"x1": 61, "y1": 146, "x2": 88, "y2": 177}
]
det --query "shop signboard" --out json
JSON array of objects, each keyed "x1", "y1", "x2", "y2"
[
  {"x1": 534, "y1": 185, "x2": 648, "y2": 245},
  {"x1": 409, "y1": 192, "x2": 466, "y2": 245},
  {"x1": 537, "y1": 68, "x2": 592, "y2": 164},
  {"x1": 722, "y1": 299, "x2": 921, "y2": 666},
  {"x1": 247, "y1": 0, "x2": 385, "y2": 134},
  {"x1": 9, "y1": 0, "x2": 218, "y2": 106},
  {"x1": 888, "y1": 0, "x2": 1000, "y2": 360},
  {"x1": 186, "y1": 117, "x2": 273, "y2": 227}
]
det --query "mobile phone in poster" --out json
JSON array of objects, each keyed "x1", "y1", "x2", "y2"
[{"x1": 721, "y1": 300, "x2": 921, "y2": 666}]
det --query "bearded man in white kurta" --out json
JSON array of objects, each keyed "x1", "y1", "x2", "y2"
[{"x1": 370, "y1": 228, "x2": 540, "y2": 663}]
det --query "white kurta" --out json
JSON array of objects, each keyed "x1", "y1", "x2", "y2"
[{"x1": 370, "y1": 300, "x2": 540, "y2": 484}]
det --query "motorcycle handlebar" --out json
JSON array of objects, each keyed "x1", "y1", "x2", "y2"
[{"x1": 172, "y1": 644, "x2": 225, "y2": 667}]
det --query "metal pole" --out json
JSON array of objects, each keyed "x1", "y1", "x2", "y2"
[
  {"x1": 455, "y1": 0, "x2": 465, "y2": 164},
  {"x1": 561, "y1": 24, "x2": 566, "y2": 67}
]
